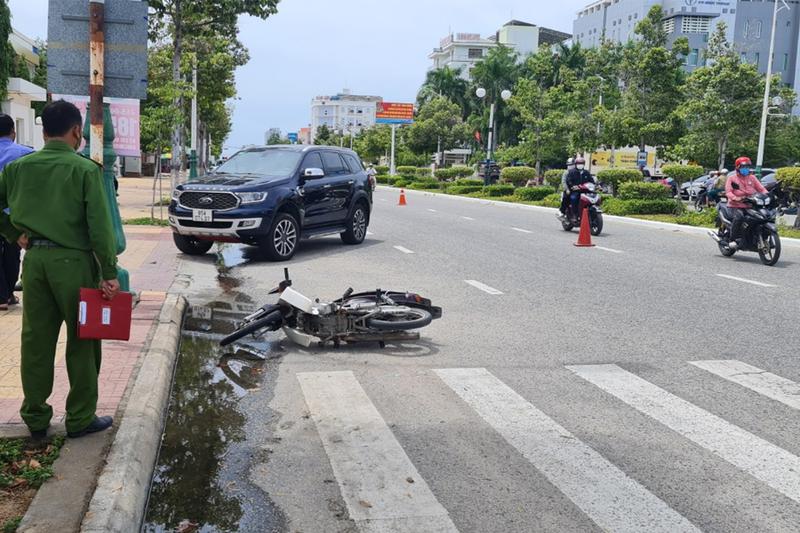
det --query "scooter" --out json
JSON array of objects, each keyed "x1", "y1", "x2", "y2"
[
  {"x1": 220, "y1": 269, "x2": 442, "y2": 348},
  {"x1": 709, "y1": 193, "x2": 781, "y2": 266},
  {"x1": 559, "y1": 182, "x2": 604, "y2": 236}
]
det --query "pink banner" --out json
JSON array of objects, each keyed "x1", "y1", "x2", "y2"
[{"x1": 52, "y1": 95, "x2": 141, "y2": 157}]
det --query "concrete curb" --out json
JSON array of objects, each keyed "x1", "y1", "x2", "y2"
[
  {"x1": 383, "y1": 186, "x2": 800, "y2": 248},
  {"x1": 79, "y1": 293, "x2": 187, "y2": 533}
]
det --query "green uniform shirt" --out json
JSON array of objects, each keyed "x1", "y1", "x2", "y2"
[{"x1": 0, "y1": 140, "x2": 117, "y2": 280}]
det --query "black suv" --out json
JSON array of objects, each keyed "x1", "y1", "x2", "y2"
[{"x1": 168, "y1": 146, "x2": 374, "y2": 261}]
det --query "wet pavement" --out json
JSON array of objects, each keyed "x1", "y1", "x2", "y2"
[{"x1": 142, "y1": 245, "x2": 289, "y2": 533}]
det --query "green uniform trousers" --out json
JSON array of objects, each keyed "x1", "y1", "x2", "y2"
[{"x1": 19, "y1": 247, "x2": 101, "y2": 434}]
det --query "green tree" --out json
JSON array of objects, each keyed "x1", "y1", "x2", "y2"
[
  {"x1": 266, "y1": 132, "x2": 290, "y2": 145},
  {"x1": 353, "y1": 125, "x2": 393, "y2": 162},
  {"x1": 618, "y1": 6, "x2": 689, "y2": 152},
  {"x1": 0, "y1": 0, "x2": 11, "y2": 100},
  {"x1": 675, "y1": 23, "x2": 780, "y2": 169},
  {"x1": 313, "y1": 124, "x2": 332, "y2": 145},
  {"x1": 406, "y1": 96, "x2": 471, "y2": 155},
  {"x1": 149, "y1": 0, "x2": 280, "y2": 180},
  {"x1": 470, "y1": 45, "x2": 521, "y2": 148},
  {"x1": 417, "y1": 66, "x2": 469, "y2": 114}
]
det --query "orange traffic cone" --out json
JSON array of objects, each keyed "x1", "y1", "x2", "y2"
[
  {"x1": 398, "y1": 189, "x2": 407, "y2": 206},
  {"x1": 574, "y1": 206, "x2": 595, "y2": 247}
]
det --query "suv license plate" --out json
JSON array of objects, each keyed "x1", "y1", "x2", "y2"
[{"x1": 192, "y1": 209, "x2": 213, "y2": 222}]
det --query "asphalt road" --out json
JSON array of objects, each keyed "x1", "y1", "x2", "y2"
[{"x1": 174, "y1": 186, "x2": 800, "y2": 533}]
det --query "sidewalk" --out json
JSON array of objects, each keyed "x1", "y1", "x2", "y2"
[{"x1": 0, "y1": 224, "x2": 179, "y2": 430}]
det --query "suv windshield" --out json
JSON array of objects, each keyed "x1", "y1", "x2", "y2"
[{"x1": 214, "y1": 149, "x2": 302, "y2": 178}]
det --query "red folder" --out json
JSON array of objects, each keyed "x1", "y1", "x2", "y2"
[{"x1": 77, "y1": 288, "x2": 133, "y2": 341}]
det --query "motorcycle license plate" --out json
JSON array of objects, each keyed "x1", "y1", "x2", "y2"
[{"x1": 192, "y1": 209, "x2": 213, "y2": 222}]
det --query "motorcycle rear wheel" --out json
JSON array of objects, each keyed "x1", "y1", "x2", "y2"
[
  {"x1": 758, "y1": 230, "x2": 781, "y2": 266},
  {"x1": 366, "y1": 308, "x2": 433, "y2": 331},
  {"x1": 220, "y1": 310, "x2": 284, "y2": 346}
]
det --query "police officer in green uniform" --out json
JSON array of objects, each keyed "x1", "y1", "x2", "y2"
[{"x1": 0, "y1": 100, "x2": 120, "y2": 439}]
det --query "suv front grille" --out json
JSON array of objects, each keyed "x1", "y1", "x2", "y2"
[{"x1": 179, "y1": 191, "x2": 239, "y2": 211}]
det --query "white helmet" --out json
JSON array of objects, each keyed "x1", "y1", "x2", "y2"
[{"x1": 566, "y1": 157, "x2": 575, "y2": 166}]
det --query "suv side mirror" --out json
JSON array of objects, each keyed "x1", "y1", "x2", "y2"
[{"x1": 303, "y1": 167, "x2": 325, "y2": 179}]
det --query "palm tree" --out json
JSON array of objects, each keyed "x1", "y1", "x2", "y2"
[{"x1": 417, "y1": 66, "x2": 469, "y2": 112}]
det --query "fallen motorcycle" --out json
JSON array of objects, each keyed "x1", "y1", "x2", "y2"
[{"x1": 220, "y1": 269, "x2": 442, "y2": 348}]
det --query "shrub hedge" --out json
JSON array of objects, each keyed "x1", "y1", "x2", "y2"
[
  {"x1": 596, "y1": 169, "x2": 643, "y2": 192},
  {"x1": 435, "y1": 166, "x2": 475, "y2": 180},
  {"x1": 776, "y1": 167, "x2": 800, "y2": 189},
  {"x1": 415, "y1": 167, "x2": 432, "y2": 177},
  {"x1": 543, "y1": 169, "x2": 565, "y2": 188},
  {"x1": 617, "y1": 181, "x2": 672, "y2": 200},
  {"x1": 538, "y1": 193, "x2": 563, "y2": 208},
  {"x1": 393, "y1": 179, "x2": 409, "y2": 188},
  {"x1": 375, "y1": 175, "x2": 391, "y2": 184},
  {"x1": 396, "y1": 166, "x2": 416, "y2": 175},
  {"x1": 603, "y1": 198, "x2": 685, "y2": 216},
  {"x1": 446, "y1": 185, "x2": 483, "y2": 195},
  {"x1": 375, "y1": 165, "x2": 389, "y2": 174},
  {"x1": 515, "y1": 186, "x2": 556, "y2": 201},
  {"x1": 453, "y1": 178, "x2": 483, "y2": 187},
  {"x1": 500, "y1": 166, "x2": 536, "y2": 187},
  {"x1": 408, "y1": 179, "x2": 440, "y2": 190},
  {"x1": 484, "y1": 184, "x2": 516, "y2": 197},
  {"x1": 662, "y1": 164, "x2": 705, "y2": 181}
]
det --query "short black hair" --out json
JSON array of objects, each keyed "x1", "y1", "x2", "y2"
[
  {"x1": 0, "y1": 114, "x2": 14, "y2": 137},
  {"x1": 42, "y1": 100, "x2": 83, "y2": 137}
]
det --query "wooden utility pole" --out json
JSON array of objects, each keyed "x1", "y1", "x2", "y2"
[{"x1": 89, "y1": 0, "x2": 105, "y2": 165}]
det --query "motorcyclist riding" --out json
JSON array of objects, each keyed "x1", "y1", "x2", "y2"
[
  {"x1": 558, "y1": 157, "x2": 576, "y2": 219},
  {"x1": 565, "y1": 157, "x2": 594, "y2": 223},
  {"x1": 723, "y1": 157, "x2": 767, "y2": 250}
]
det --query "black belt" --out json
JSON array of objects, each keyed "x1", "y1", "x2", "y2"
[{"x1": 28, "y1": 239, "x2": 62, "y2": 248}]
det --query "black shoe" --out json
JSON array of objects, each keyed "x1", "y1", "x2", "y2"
[
  {"x1": 29, "y1": 427, "x2": 49, "y2": 441},
  {"x1": 67, "y1": 416, "x2": 113, "y2": 438}
]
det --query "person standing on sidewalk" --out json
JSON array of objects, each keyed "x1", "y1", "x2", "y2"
[
  {"x1": 0, "y1": 114, "x2": 33, "y2": 311},
  {"x1": 0, "y1": 100, "x2": 120, "y2": 439}
]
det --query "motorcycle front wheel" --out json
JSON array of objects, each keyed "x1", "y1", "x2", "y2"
[
  {"x1": 366, "y1": 307, "x2": 433, "y2": 331},
  {"x1": 758, "y1": 229, "x2": 781, "y2": 266},
  {"x1": 220, "y1": 310, "x2": 284, "y2": 346},
  {"x1": 590, "y1": 212, "x2": 603, "y2": 236}
]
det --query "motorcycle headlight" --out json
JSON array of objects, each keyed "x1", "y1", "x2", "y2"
[{"x1": 237, "y1": 192, "x2": 268, "y2": 204}]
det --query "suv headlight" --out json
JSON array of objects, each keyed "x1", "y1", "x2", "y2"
[
  {"x1": 237, "y1": 192, "x2": 268, "y2": 204},
  {"x1": 171, "y1": 189, "x2": 181, "y2": 200}
]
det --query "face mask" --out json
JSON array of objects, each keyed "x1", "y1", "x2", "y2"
[
  {"x1": 576, "y1": 165, "x2": 585, "y2": 170},
  {"x1": 739, "y1": 168, "x2": 751, "y2": 176}
]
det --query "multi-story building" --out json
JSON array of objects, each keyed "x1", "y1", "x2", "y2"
[
  {"x1": 429, "y1": 20, "x2": 572, "y2": 80},
  {"x1": 3, "y1": 29, "x2": 46, "y2": 150},
  {"x1": 573, "y1": 0, "x2": 800, "y2": 91},
  {"x1": 310, "y1": 89, "x2": 382, "y2": 141}
]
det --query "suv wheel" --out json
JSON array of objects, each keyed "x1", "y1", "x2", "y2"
[
  {"x1": 173, "y1": 234, "x2": 214, "y2": 255},
  {"x1": 261, "y1": 212, "x2": 299, "y2": 261},
  {"x1": 341, "y1": 202, "x2": 368, "y2": 245}
]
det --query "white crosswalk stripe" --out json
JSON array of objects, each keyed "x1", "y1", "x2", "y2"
[
  {"x1": 436, "y1": 368, "x2": 700, "y2": 533},
  {"x1": 297, "y1": 371, "x2": 459, "y2": 533},
  {"x1": 690, "y1": 360, "x2": 800, "y2": 410},
  {"x1": 568, "y1": 363, "x2": 800, "y2": 504}
]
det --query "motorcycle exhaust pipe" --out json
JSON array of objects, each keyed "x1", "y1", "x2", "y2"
[{"x1": 708, "y1": 230, "x2": 721, "y2": 242}]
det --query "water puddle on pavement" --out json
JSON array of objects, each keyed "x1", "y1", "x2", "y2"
[{"x1": 142, "y1": 301, "x2": 287, "y2": 533}]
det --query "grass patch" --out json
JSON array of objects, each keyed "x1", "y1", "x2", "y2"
[
  {"x1": 151, "y1": 197, "x2": 172, "y2": 207},
  {"x1": 123, "y1": 217, "x2": 170, "y2": 227},
  {"x1": 2, "y1": 517, "x2": 21, "y2": 533},
  {"x1": 778, "y1": 225, "x2": 800, "y2": 239}
]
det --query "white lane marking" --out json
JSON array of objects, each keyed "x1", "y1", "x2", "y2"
[
  {"x1": 568, "y1": 364, "x2": 800, "y2": 504},
  {"x1": 379, "y1": 198, "x2": 388, "y2": 203},
  {"x1": 716, "y1": 274, "x2": 776, "y2": 288},
  {"x1": 690, "y1": 360, "x2": 800, "y2": 410},
  {"x1": 461, "y1": 216, "x2": 475, "y2": 221},
  {"x1": 427, "y1": 208, "x2": 438, "y2": 213},
  {"x1": 511, "y1": 227, "x2": 532, "y2": 234},
  {"x1": 298, "y1": 372, "x2": 458, "y2": 532},
  {"x1": 393, "y1": 245, "x2": 415, "y2": 254},
  {"x1": 464, "y1": 280, "x2": 503, "y2": 295},
  {"x1": 596, "y1": 246, "x2": 623, "y2": 254},
  {"x1": 436, "y1": 368, "x2": 700, "y2": 533}
]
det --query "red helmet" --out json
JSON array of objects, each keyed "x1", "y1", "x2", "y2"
[{"x1": 735, "y1": 156, "x2": 752, "y2": 169}]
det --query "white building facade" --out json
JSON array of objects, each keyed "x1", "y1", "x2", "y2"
[
  {"x1": 310, "y1": 89, "x2": 382, "y2": 141},
  {"x1": 429, "y1": 21, "x2": 572, "y2": 80},
  {"x1": 573, "y1": 0, "x2": 800, "y2": 89},
  {"x1": 3, "y1": 29, "x2": 45, "y2": 150}
]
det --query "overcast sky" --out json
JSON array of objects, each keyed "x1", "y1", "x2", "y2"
[{"x1": 9, "y1": 0, "x2": 587, "y2": 152}]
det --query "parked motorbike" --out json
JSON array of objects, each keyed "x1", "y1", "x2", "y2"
[
  {"x1": 560, "y1": 182, "x2": 603, "y2": 236},
  {"x1": 709, "y1": 193, "x2": 781, "y2": 266},
  {"x1": 220, "y1": 269, "x2": 442, "y2": 348},
  {"x1": 761, "y1": 174, "x2": 795, "y2": 214}
]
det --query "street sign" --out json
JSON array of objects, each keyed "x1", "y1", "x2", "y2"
[
  {"x1": 637, "y1": 150, "x2": 648, "y2": 166},
  {"x1": 47, "y1": 0, "x2": 149, "y2": 100},
  {"x1": 376, "y1": 102, "x2": 414, "y2": 125},
  {"x1": 287, "y1": 132, "x2": 299, "y2": 143}
]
